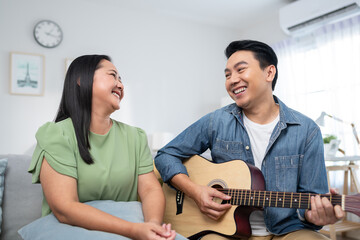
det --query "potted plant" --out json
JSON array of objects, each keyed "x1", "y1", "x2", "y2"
[
  {"x1": 323, "y1": 134, "x2": 340, "y2": 156},
  {"x1": 323, "y1": 134, "x2": 337, "y2": 144}
]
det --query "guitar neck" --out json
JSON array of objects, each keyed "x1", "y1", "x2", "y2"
[{"x1": 220, "y1": 189, "x2": 343, "y2": 210}]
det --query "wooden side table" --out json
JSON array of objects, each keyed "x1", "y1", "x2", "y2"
[{"x1": 320, "y1": 156, "x2": 360, "y2": 240}]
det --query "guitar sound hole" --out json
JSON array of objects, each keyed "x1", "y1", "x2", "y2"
[{"x1": 212, "y1": 184, "x2": 229, "y2": 204}]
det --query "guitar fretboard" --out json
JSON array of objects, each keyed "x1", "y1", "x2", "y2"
[{"x1": 219, "y1": 189, "x2": 342, "y2": 209}]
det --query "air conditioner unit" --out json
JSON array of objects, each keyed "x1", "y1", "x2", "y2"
[{"x1": 279, "y1": 0, "x2": 360, "y2": 36}]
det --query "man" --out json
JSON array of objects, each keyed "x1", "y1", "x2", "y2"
[{"x1": 155, "y1": 40, "x2": 344, "y2": 239}]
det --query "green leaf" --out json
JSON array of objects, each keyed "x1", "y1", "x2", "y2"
[{"x1": 323, "y1": 135, "x2": 337, "y2": 144}]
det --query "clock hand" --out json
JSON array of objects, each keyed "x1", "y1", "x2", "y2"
[
  {"x1": 45, "y1": 27, "x2": 58, "y2": 36},
  {"x1": 45, "y1": 32, "x2": 60, "y2": 37}
]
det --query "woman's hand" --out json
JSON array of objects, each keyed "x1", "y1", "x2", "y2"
[
  {"x1": 161, "y1": 223, "x2": 176, "y2": 240},
  {"x1": 131, "y1": 222, "x2": 176, "y2": 240}
]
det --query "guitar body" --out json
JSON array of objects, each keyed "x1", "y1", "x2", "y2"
[{"x1": 163, "y1": 155, "x2": 265, "y2": 239}]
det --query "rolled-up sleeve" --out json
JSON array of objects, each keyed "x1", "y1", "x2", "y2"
[
  {"x1": 154, "y1": 113, "x2": 212, "y2": 183},
  {"x1": 136, "y1": 128, "x2": 154, "y2": 175}
]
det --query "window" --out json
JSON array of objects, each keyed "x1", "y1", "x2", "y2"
[
  {"x1": 273, "y1": 18, "x2": 360, "y2": 223},
  {"x1": 273, "y1": 15, "x2": 360, "y2": 157}
]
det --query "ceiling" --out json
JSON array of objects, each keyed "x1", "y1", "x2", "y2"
[{"x1": 120, "y1": 0, "x2": 296, "y2": 30}]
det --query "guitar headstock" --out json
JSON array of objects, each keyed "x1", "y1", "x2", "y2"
[{"x1": 345, "y1": 194, "x2": 360, "y2": 217}]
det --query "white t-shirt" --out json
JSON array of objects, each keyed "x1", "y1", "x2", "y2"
[{"x1": 243, "y1": 113, "x2": 279, "y2": 236}]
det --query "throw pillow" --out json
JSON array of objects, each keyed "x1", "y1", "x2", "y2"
[
  {"x1": 18, "y1": 200, "x2": 142, "y2": 240},
  {"x1": 0, "y1": 158, "x2": 8, "y2": 234},
  {"x1": 18, "y1": 200, "x2": 187, "y2": 240}
]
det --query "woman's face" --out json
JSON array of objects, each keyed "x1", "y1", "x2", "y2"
[{"x1": 92, "y1": 59, "x2": 124, "y2": 116}]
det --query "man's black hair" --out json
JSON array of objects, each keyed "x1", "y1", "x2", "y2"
[{"x1": 225, "y1": 40, "x2": 278, "y2": 90}]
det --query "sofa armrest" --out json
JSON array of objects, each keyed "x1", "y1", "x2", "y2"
[{"x1": 0, "y1": 154, "x2": 42, "y2": 240}]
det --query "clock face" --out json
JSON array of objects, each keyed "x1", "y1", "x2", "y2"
[{"x1": 33, "y1": 20, "x2": 63, "y2": 48}]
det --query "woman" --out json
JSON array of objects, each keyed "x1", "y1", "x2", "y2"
[{"x1": 28, "y1": 55, "x2": 178, "y2": 239}]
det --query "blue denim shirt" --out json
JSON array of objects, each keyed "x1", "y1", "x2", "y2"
[{"x1": 155, "y1": 96, "x2": 327, "y2": 235}]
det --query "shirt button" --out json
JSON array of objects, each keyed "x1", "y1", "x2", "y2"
[{"x1": 245, "y1": 146, "x2": 250, "y2": 150}]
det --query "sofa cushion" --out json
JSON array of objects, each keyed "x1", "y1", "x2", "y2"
[
  {"x1": 0, "y1": 158, "x2": 8, "y2": 235},
  {"x1": 0, "y1": 154, "x2": 42, "y2": 240}
]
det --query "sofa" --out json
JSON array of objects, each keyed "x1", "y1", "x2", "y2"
[
  {"x1": 0, "y1": 154, "x2": 183, "y2": 240},
  {"x1": 0, "y1": 154, "x2": 42, "y2": 240}
]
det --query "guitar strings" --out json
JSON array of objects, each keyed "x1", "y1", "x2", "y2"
[
  {"x1": 217, "y1": 189, "x2": 342, "y2": 208},
  {"x1": 218, "y1": 188, "x2": 342, "y2": 199}
]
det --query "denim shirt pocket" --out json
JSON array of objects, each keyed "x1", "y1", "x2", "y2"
[
  {"x1": 213, "y1": 138, "x2": 245, "y2": 162},
  {"x1": 274, "y1": 155, "x2": 303, "y2": 192}
]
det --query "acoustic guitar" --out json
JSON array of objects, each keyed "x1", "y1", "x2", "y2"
[{"x1": 162, "y1": 155, "x2": 360, "y2": 239}]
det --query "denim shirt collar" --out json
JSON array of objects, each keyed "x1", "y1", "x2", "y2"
[{"x1": 223, "y1": 95, "x2": 301, "y2": 129}]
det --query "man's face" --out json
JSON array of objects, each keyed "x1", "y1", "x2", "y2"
[{"x1": 224, "y1": 50, "x2": 274, "y2": 109}]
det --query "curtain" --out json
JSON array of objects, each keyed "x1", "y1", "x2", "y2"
[
  {"x1": 273, "y1": 15, "x2": 360, "y2": 157},
  {"x1": 272, "y1": 15, "x2": 360, "y2": 221}
]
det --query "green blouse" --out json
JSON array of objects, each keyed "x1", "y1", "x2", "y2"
[{"x1": 28, "y1": 118, "x2": 153, "y2": 216}]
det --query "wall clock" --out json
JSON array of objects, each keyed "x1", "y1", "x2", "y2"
[{"x1": 33, "y1": 20, "x2": 63, "y2": 48}]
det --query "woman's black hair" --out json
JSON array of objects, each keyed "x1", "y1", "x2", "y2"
[
  {"x1": 55, "y1": 55, "x2": 111, "y2": 164},
  {"x1": 225, "y1": 40, "x2": 278, "y2": 90}
]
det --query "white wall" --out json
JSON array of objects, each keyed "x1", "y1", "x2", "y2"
[
  {"x1": 239, "y1": 13, "x2": 288, "y2": 45},
  {"x1": 0, "y1": 0, "x2": 244, "y2": 154},
  {"x1": 0, "y1": 0, "x2": 289, "y2": 155}
]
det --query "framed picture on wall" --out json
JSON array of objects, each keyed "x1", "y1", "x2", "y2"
[{"x1": 10, "y1": 52, "x2": 45, "y2": 96}]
